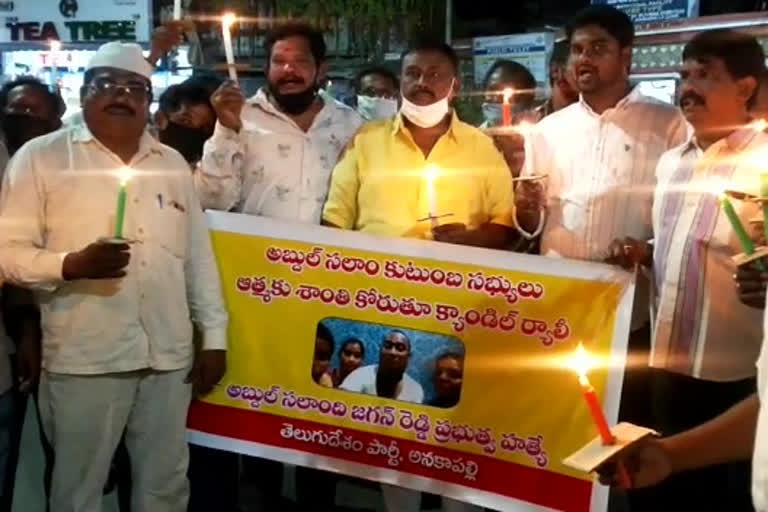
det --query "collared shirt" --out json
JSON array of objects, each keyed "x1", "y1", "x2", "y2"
[
  {"x1": 651, "y1": 128, "x2": 766, "y2": 381},
  {"x1": 196, "y1": 89, "x2": 363, "y2": 223},
  {"x1": 322, "y1": 112, "x2": 514, "y2": 239},
  {"x1": 523, "y1": 88, "x2": 687, "y2": 261},
  {"x1": 0, "y1": 124, "x2": 228, "y2": 375},
  {"x1": 340, "y1": 364, "x2": 424, "y2": 403}
]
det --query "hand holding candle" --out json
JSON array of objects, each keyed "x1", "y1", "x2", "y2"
[
  {"x1": 718, "y1": 192, "x2": 767, "y2": 271},
  {"x1": 221, "y1": 12, "x2": 238, "y2": 82}
]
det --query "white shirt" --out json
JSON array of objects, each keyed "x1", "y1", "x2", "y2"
[
  {"x1": 523, "y1": 88, "x2": 687, "y2": 329},
  {"x1": 651, "y1": 128, "x2": 766, "y2": 381},
  {"x1": 755, "y1": 305, "x2": 768, "y2": 510},
  {"x1": 0, "y1": 124, "x2": 228, "y2": 374},
  {"x1": 196, "y1": 89, "x2": 363, "y2": 223},
  {"x1": 524, "y1": 88, "x2": 687, "y2": 260},
  {"x1": 340, "y1": 364, "x2": 424, "y2": 404}
]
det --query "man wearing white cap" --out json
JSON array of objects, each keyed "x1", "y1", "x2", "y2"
[{"x1": 0, "y1": 42, "x2": 228, "y2": 512}]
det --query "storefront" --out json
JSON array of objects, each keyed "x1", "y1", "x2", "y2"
[{"x1": 0, "y1": 0, "x2": 192, "y2": 116}]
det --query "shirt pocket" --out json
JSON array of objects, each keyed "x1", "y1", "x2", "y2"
[{"x1": 152, "y1": 204, "x2": 187, "y2": 259}]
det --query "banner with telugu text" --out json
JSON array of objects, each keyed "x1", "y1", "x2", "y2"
[{"x1": 187, "y1": 212, "x2": 634, "y2": 512}]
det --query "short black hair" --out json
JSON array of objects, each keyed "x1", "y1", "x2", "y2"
[
  {"x1": 353, "y1": 66, "x2": 400, "y2": 94},
  {"x1": 341, "y1": 338, "x2": 366, "y2": 359},
  {"x1": 483, "y1": 59, "x2": 537, "y2": 107},
  {"x1": 436, "y1": 352, "x2": 464, "y2": 364},
  {"x1": 550, "y1": 40, "x2": 570, "y2": 71},
  {"x1": 0, "y1": 76, "x2": 65, "y2": 118},
  {"x1": 264, "y1": 22, "x2": 326, "y2": 65},
  {"x1": 385, "y1": 330, "x2": 411, "y2": 352},
  {"x1": 566, "y1": 5, "x2": 634, "y2": 49},
  {"x1": 158, "y1": 76, "x2": 222, "y2": 114},
  {"x1": 401, "y1": 39, "x2": 460, "y2": 74},
  {"x1": 316, "y1": 323, "x2": 334, "y2": 352},
  {"x1": 683, "y1": 29, "x2": 766, "y2": 106}
]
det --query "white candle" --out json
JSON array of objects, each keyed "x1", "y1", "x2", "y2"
[
  {"x1": 425, "y1": 164, "x2": 439, "y2": 228},
  {"x1": 49, "y1": 40, "x2": 61, "y2": 90},
  {"x1": 173, "y1": 0, "x2": 182, "y2": 20},
  {"x1": 221, "y1": 12, "x2": 238, "y2": 81}
]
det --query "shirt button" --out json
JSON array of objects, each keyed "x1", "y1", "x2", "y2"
[
  {"x1": 133, "y1": 198, "x2": 139, "y2": 204},
  {"x1": 138, "y1": 228, "x2": 144, "y2": 234}
]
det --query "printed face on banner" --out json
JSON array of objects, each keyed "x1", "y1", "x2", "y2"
[{"x1": 311, "y1": 318, "x2": 465, "y2": 408}]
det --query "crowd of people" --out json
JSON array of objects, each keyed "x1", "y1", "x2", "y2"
[{"x1": 0, "y1": 2, "x2": 766, "y2": 511}]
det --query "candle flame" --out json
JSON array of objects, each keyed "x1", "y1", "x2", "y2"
[
  {"x1": 502, "y1": 87, "x2": 514, "y2": 103},
  {"x1": 49, "y1": 40, "x2": 61, "y2": 52},
  {"x1": 118, "y1": 167, "x2": 133, "y2": 186},
  {"x1": 514, "y1": 120, "x2": 534, "y2": 136},
  {"x1": 566, "y1": 343, "x2": 598, "y2": 379},
  {"x1": 222, "y1": 11, "x2": 237, "y2": 28}
]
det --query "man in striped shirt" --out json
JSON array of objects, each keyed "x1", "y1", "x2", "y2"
[
  {"x1": 517, "y1": 3, "x2": 686, "y2": 444},
  {"x1": 608, "y1": 29, "x2": 767, "y2": 510}
]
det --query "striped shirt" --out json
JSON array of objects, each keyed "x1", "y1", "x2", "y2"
[{"x1": 651, "y1": 127, "x2": 766, "y2": 381}]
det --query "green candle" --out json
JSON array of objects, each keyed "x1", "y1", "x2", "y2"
[
  {"x1": 719, "y1": 193, "x2": 767, "y2": 271},
  {"x1": 114, "y1": 169, "x2": 131, "y2": 239}
]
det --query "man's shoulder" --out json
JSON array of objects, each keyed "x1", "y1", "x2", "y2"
[
  {"x1": 627, "y1": 93, "x2": 683, "y2": 124},
  {"x1": 12, "y1": 127, "x2": 73, "y2": 162}
]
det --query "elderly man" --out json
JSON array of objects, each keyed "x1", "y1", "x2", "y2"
[
  {"x1": 0, "y1": 42, "x2": 228, "y2": 512},
  {"x1": 340, "y1": 330, "x2": 424, "y2": 402}
]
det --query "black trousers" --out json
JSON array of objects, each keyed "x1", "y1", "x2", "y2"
[{"x1": 625, "y1": 369, "x2": 756, "y2": 512}]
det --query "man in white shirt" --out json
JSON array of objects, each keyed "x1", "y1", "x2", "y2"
[
  {"x1": 518, "y1": 3, "x2": 687, "y2": 452},
  {"x1": 606, "y1": 29, "x2": 767, "y2": 510},
  {"x1": 197, "y1": 22, "x2": 363, "y2": 221},
  {"x1": 0, "y1": 42, "x2": 228, "y2": 512},
  {"x1": 341, "y1": 330, "x2": 424, "y2": 403}
]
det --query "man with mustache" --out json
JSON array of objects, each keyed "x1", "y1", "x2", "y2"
[
  {"x1": 606, "y1": 29, "x2": 767, "y2": 510},
  {"x1": 340, "y1": 331, "x2": 423, "y2": 402},
  {"x1": 517, "y1": 4, "x2": 686, "y2": 465},
  {"x1": 197, "y1": 22, "x2": 362, "y2": 220},
  {"x1": 535, "y1": 40, "x2": 578, "y2": 119},
  {"x1": 323, "y1": 40, "x2": 513, "y2": 250},
  {"x1": 0, "y1": 42, "x2": 228, "y2": 512}
]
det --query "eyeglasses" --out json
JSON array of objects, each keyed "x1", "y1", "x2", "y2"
[{"x1": 89, "y1": 78, "x2": 152, "y2": 100}]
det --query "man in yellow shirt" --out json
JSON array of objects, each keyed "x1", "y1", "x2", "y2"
[
  {"x1": 323, "y1": 39, "x2": 509, "y2": 512},
  {"x1": 322, "y1": 40, "x2": 513, "y2": 249}
]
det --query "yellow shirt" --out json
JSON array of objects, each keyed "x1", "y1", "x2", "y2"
[{"x1": 322, "y1": 112, "x2": 514, "y2": 239}]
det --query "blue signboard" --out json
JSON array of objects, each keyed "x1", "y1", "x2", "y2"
[{"x1": 592, "y1": 0, "x2": 699, "y2": 24}]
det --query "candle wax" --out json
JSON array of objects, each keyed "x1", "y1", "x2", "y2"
[
  {"x1": 579, "y1": 374, "x2": 615, "y2": 445},
  {"x1": 115, "y1": 183, "x2": 127, "y2": 239},
  {"x1": 173, "y1": 0, "x2": 182, "y2": 20},
  {"x1": 222, "y1": 17, "x2": 238, "y2": 81}
]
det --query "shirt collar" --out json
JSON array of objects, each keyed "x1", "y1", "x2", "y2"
[
  {"x1": 683, "y1": 123, "x2": 762, "y2": 156},
  {"x1": 391, "y1": 110, "x2": 463, "y2": 142},
  {"x1": 71, "y1": 123, "x2": 165, "y2": 159},
  {"x1": 578, "y1": 85, "x2": 643, "y2": 117}
]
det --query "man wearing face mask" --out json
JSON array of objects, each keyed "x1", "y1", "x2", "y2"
[
  {"x1": 323, "y1": 40, "x2": 513, "y2": 251},
  {"x1": 198, "y1": 22, "x2": 363, "y2": 219},
  {"x1": 156, "y1": 76, "x2": 221, "y2": 166},
  {"x1": 354, "y1": 67, "x2": 400, "y2": 121}
]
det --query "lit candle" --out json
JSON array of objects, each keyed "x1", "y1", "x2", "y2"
[
  {"x1": 173, "y1": 0, "x2": 182, "y2": 20},
  {"x1": 221, "y1": 12, "x2": 238, "y2": 82},
  {"x1": 502, "y1": 87, "x2": 514, "y2": 127},
  {"x1": 425, "y1": 164, "x2": 440, "y2": 229},
  {"x1": 568, "y1": 343, "x2": 633, "y2": 488},
  {"x1": 719, "y1": 193, "x2": 759, "y2": 255},
  {"x1": 49, "y1": 40, "x2": 61, "y2": 90},
  {"x1": 114, "y1": 167, "x2": 132, "y2": 239}
]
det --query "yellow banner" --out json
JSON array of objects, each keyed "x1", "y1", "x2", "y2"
[{"x1": 188, "y1": 212, "x2": 633, "y2": 512}]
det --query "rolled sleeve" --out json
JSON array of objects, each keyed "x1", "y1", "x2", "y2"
[{"x1": 322, "y1": 140, "x2": 360, "y2": 229}]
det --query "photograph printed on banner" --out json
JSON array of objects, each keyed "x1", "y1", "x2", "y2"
[{"x1": 312, "y1": 318, "x2": 466, "y2": 409}]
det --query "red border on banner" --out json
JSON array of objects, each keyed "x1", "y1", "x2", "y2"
[{"x1": 188, "y1": 401, "x2": 592, "y2": 511}]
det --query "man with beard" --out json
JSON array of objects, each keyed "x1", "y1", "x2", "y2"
[
  {"x1": 156, "y1": 75, "x2": 221, "y2": 166},
  {"x1": 323, "y1": 40, "x2": 513, "y2": 249},
  {"x1": 605, "y1": 29, "x2": 767, "y2": 510},
  {"x1": 340, "y1": 331, "x2": 423, "y2": 402},
  {"x1": 0, "y1": 42, "x2": 228, "y2": 512},
  {"x1": 198, "y1": 22, "x2": 362, "y2": 219}
]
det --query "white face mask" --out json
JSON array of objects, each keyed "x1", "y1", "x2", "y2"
[
  {"x1": 400, "y1": 82, "x2": 454, "y2": 128},
  {"x1": 357, "y1": 95, "x2": 399, "y2": 121}
]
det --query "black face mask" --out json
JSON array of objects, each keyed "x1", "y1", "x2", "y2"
[
  {"x1": 159, "y1": 120, "x2": 211, "y2": 164},
  {"x1": 2, "y1": 113, "x2": 55, "y2": 155},
  {"x1": 268, "y1": 82, "x2": 318, "y2": 116}
]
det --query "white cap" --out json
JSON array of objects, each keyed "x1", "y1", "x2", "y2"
[{"x1": 86, "y1": 41, "x2": 153, "y2": 80}]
